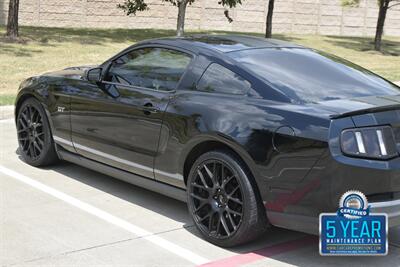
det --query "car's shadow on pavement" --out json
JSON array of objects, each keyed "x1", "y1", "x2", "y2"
[
  {"x1": 46, "y1": 161, "x2": 192, "y2": 225},
  {"x1": 16, "y1": 150, "x2": 400, "y2": 266}
]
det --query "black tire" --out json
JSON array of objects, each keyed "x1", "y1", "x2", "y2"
[
  {"x1": 187, "y1": 150, "x2": 268, "y2": 247},
  {"x1": 16, "y1": 98, "x2": 59, "y2": 167}
]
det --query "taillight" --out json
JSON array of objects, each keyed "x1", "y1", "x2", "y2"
[{"x1": 341, "y1": 126, "x2": 397, "y2": 159}]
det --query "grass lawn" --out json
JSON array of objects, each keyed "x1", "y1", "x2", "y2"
[{"x1": 1, "y1": 26, "x2": 399, "y2": 105}]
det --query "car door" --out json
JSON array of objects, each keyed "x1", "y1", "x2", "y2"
[{"x1": 70, "y1": 46, "x2": 193, "y2": 179}]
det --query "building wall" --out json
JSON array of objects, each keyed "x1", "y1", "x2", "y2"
[{"x1": 0, "y1": 0, "x2": 399, "y2": 36}]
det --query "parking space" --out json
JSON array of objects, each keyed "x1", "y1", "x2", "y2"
[{"x1": 1, "y1": 118, "x2": 400, "y2": 266}]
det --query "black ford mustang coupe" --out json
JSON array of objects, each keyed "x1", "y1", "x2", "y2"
[{"x1": 15, "y1": 35, "x2": 400, "y2": 247}]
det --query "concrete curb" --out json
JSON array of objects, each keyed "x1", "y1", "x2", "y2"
[{"x1": 0, "y1": 105, "x2": 14, "y2": 121}]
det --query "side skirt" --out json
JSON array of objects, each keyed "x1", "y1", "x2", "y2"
[
  {"x1": 58, "y1": 149, "x2": 187, "y2": 203},
  {"x1": 267, "y1": 211, "x2": 319, "y2": 235}
]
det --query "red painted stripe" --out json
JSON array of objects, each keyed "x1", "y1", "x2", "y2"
[{"x1": 199, "y1": 236, "x2": 317, "y2": 267}]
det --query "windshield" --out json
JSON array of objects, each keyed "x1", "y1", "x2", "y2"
[{"x1": 230, "y1": 48, "x2": 400, "y2": 103}]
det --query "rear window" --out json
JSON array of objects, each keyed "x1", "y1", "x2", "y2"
[{"x1": 230, "y1": 48, "x2": 400, "y2": 103}]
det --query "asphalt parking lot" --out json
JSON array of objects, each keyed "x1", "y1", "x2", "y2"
[{"x1": 1, "y1": 117, "x2": 400, "y2": 267}]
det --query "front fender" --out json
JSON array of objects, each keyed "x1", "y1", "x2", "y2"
[
  {"x1": 15, "y1": 77, "x2": 52, "y2": 122},
  {"x1": 15, "y1": 76, "x2": 74, "y2": 154}
]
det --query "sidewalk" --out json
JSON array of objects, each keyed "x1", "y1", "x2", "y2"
[{"x1": 0, "y1": 105, "x2": 14, "y2": 120}]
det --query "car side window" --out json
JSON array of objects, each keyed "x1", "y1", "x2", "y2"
[
  {"x1": 106, "y1": 47, "x2": 191, "y2": 91},
  {"x1": 197, "y1": 63, "x2": 251, "y2": 95}
]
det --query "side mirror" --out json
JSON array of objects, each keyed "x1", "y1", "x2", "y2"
[{"x1": 86, "y1": 68, "x2": 102, "y2": 83}]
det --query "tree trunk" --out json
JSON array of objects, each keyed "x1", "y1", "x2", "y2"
[
  {"x1": 176, "y1": 0, "x2": 188, "y2": 37},
  {"x1": 374, "y1": 0, "x2": 389, "y2": 51},
  {"x1": 6, "y1": 0, "x2": 19, "y2": 38},
  {"x1": 265, "y1": 0, "x2": 275, "y2": 38}
]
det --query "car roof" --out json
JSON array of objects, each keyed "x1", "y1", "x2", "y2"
[{"x1": 140, "y1": 34, "x2": 303, "y2": 53}]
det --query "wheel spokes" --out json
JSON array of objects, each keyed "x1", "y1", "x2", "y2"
[
  {"x1": 203, "y1": 164, "x2": 215, "y2": 185},
  {"x1": 29, "y1": 141, "x2": 35, "y2": 157},
  {"x1": 220, "y1": 215, "x2": 231, "y2": 235},
  {"x1": 28, "y1": 106, "x2": 34, "y2": 122},
  {"x1": 227, "y1": 212, "x2": 237, "y2": 231},
  {"x1": 214, "y1": 214, "x2": 221, "y2": 234},
  {"x1": 33, "y1": 141, "x2": 42, "y2": 153},
  {"x1": 190, "y1": 160, "x2": 244, "y2": 239},
  {"x1": 197, "y1": 169, "x2": 210, "y2": 189},
  {"x1": 228, "y1": 196, "x2": 243, "y2": 205},
  {"x1": 226, "y1": 208, "x2": 241, "y2": 216},
  {"x1": 190, "y1": 193, "x2": 208, "y2": 203},
  {"x1": 191, "y1": 182, "x2": 207, "y2": 191},
  {"x1": 18, "y1": 104, "x2": 45, "y2": 160},
  {"x1": 36, "y1": 136, "x2": 44, "y2": 146},
  {"x1": 17, "y1": 127, "x2": 28, "y2": 134},
  {"x1": 21, "y1": 110, "x2": 29, "y2": 124},
  {"x1": 228, "y1": 185, "x2": 240, "y2": 197},
  {"x1": 221, "y1": 175, "x2": 234, "y2": 188},
  {"x1": 194, "y1": 202, "x2": 207, "y2": 213},
  {"x1": 208, "y1": 212, "x2": 214, "y2": 232}
]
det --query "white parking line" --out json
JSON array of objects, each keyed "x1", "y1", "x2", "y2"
[{"x1": 0, "y1": 165, "x2": 209, "y2": 265}]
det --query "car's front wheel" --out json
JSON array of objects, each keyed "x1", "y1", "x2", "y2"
[
  {"x1": 16, "y1": 98, "x2": 59, "y2": 166},
  {"x1": 187, "y1": 150, "x2": 268, "y2": 247}
]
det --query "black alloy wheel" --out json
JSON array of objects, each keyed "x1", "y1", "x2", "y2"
[
  {"x1": 187, "y1": 150, "x2": 268, "y2": 247},
  {"x1": 17, "y1": 103, "x2": 44, "y2": 160},
  {"x1": 16, "y1": 98, "x2": 58, "y2": 166},
  {"x1": 190, "y1": 159, "x2": 243, "y2": 239}
]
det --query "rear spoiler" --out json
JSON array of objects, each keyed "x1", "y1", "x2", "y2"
[{"x1": 330, "y1": 104, "x2": 400, "y2": 119}]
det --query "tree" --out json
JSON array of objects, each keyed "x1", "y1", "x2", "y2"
[
  {"x1": 342, "y1": 0, "x2": 400, "y2": 51},
  {"x1": 265, "y1": 0, "x2": 275, "y2": 38},
  {"x1": 118, "y1": 0, "x2": 243, "y2": 37},
  {"x1": 6, "y1": 0, "x2": 19, "y2": 38}
]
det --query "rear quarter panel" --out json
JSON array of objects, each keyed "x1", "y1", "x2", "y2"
[{"x1": 154, "y1": 91, "x2": 330, "y2": 206}]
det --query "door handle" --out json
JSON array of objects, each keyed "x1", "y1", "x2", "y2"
[{"x1": 142, "y1": 102, "x2": 158, "y2": 114}]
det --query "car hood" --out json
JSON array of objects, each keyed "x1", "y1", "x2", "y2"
[{"x1": 43, "y1": 65, "x2": 97, "y2": 80}]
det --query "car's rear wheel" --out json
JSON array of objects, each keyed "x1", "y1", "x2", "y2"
[
  {"x1": 16, "y1": 98, "x2": 58, "y2": 166},
  {"x1": 187, "y1": 150, "x2": 268, "y2": 247}
]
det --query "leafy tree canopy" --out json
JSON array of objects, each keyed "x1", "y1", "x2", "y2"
[{"x1": 118, "y1": 0, "x2": 242, "y2": 16}]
